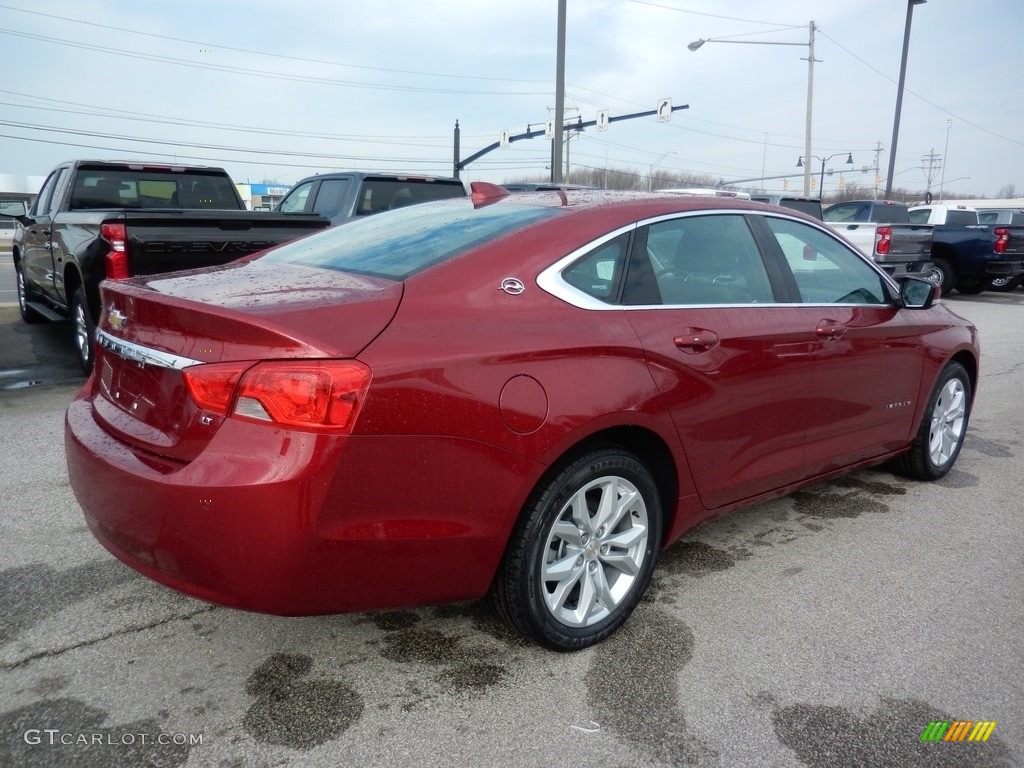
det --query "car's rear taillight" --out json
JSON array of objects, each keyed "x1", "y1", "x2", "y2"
[
  {"x1": 184, "y1": 360, "x2": 372, "y2": 433},
  {"x1": 101, "y1": 222, "x2": 129, "y2": 279},
  {"x1": 183, "y1": 362, "x2": 251, "y2": 414},
  {"x1": 994, "y1": 227, "x2": 1009, "y2": 254},
  {"x1": 874, "y1": 225, "x2": 892, "y2": 256}
]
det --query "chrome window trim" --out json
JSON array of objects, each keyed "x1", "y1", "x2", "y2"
[
  {"x1": 97, "y1": 330, "x2": 202, "y2": 370},
  {"x1": 536, "y1": 221, "x2": 638, "y2": 310},
  {"x1": 537, "y1": 209, "x2": 901, "y2": 311}
]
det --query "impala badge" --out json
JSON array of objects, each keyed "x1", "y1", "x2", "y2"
[
  {"x1": 500, "y1": 277, "x2": 526, "y2": 296},
  {"x1": 108, "y1": 308, "x2": 129, "y2": 332}
]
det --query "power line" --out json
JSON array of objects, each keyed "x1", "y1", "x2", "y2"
[
  {"x1": 818, "y1": 29, "x2": 1024, "y2": 148},
  {"x1": 0, "y1": 28, "x2": 550, "y2": 96},
  {"x1": 0, "y1": 3, "x2": 552, "y2": 85}
]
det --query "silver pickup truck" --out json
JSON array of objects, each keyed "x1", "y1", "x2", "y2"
[{"x1": 822, "y1": 200, "x2": 934, "y2": 282}]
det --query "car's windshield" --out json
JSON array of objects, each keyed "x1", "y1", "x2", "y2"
[{"x1": 260, "y1": 200, "x2": 557, "y2": 279}]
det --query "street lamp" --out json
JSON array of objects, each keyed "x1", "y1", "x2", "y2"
[
  {"x1": 689, "y1": 22, "x2": 817, "y2": 196},
  {"x1": 798, "y1": 153, "x2": 853, "y2": 198},
  {"x1": 649, "y1": 151, "x2": 676, "y2": 192},
  {"x1": 884, "y1": 0, "x2": 927, "y2": 198}
]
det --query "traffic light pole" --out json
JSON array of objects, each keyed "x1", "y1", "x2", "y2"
[{"x1": 452, "y1": 104, "x2": 690, "y2": 179}]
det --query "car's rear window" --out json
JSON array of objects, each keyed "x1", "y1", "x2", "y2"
[
  {"x1": 354, "y1": 179, "x2": 467, "y2": 215},
  {"x1": 69, "y1": 170, "x2": 241, "y2": 210},
  {"x1": 260, "y1": 200, "x2": 557, "y2": 279}
]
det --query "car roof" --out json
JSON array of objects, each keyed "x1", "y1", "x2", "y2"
[
  {"x1": 291, "y1": 171, "x2": 463, "y2": 185},
  {"x1": 475, "y1": 188, "x2": 823, "y2": 230}
]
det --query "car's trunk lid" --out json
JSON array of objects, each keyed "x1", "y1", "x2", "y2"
[{"x1": 90, "y1": 259, "x2": 402, "y2": 461}]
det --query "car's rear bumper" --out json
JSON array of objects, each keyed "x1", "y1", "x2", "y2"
[
  {"x1": 65, "y1": 392, "x2": 531, "y2": 616},
  {"x1": 879, "y1": 261, "x2": 933, "y2": 281},
  {"x1": 983, "y1": 259, "x2": 1024, "y2": 277}
]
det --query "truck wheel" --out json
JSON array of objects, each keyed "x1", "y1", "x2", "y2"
[
  {"x1": 15, "y1": 262, "x2": 44, "y2": 324},
  {"x1": 926, "y1": 259, "x2": 955, "y2": 295},
  {"x1": 954, "y1": 278, "x2": 985, "y2": 295},
  {"x1": 71, "y1": 287, "x2": 96, "y2": 375},
  {"x1": 489, "y1": 447, "x2": 662, "y2": 651},
  {"x1": 988, "y1": 275, "x2": 1022, "y2": 292},
  {"x1": 891, "y1": 361, "x2": 970, "y2": 481}
]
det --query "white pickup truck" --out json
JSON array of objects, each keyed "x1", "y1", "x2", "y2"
[
  {"x1": 822, "y1": 200, "x2": 935, "y2": 281},
  {"x1": 908, "y1": 204, "x2": 979, "y2": 226}
]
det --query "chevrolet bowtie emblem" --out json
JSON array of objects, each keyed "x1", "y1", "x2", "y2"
[{"x1": 108, "y1": 308, "x2": 129, "y2": 331}]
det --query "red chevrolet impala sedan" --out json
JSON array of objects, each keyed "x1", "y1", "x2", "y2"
[{"x1": 65, "y1": 185, "x2": 979, "y2": 650}]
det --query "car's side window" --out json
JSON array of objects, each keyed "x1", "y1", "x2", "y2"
[
  {"x1": 562, "y1": 232, "x2": 630, "y2": 302},
  {"x1": 822, "y1": 203, "x2": 867, "y2": 222},
  {"x1": 30, "y1": 169, "x2": 65, "y2": 218},
  {"x1": 312, "y1": 179, "x2": 348, "y2": 217},
  {"x1": 764, "y1": 217, "x2": 890, "y2": 305},
  {"x1": 625, "y1": 214, "x2": 774, "y2": 306},
  {"x1": 278, "y1": 181, "x2": 315, "y2": 213}
]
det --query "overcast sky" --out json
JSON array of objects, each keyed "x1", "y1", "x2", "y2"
[{"x1": 2, "y1": 0, "x2": 1022, "y2": 198}]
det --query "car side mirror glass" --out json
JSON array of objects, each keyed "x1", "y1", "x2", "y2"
[
  {"x1": 0, "y1": 199, "x2": 27, "y2": 220},
  {"x1": 900, "y1": 277, "x2": 937, "y2": 309}
]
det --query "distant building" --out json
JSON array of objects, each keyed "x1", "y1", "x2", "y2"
[{"x1": 235, "y1": 183, "x2": 292, "y2": 211}]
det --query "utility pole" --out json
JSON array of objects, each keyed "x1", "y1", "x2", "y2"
[
  {"x1": 885, "y1": 0, "x2": 926, "y2": 198},
  {"x1": 921, "y1": 148, "x2": 942, "y2": 195},
  {"x1": 453, "y1": 121, "x2": 461, "y2": 179},
  {"x1": 552, "y1": 0, "x2": 566, "y2": 184}
]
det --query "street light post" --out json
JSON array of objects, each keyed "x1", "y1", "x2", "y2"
[
  {"x1": 689, "y1": 21, "x2": 816, "y2": 196},
  {"x1": 649, "y1": 151, "x2": 677, "y2": 191},
  {"x1": 798, "y1": 152, "x2": 853, "y2": 198},
  {"x1": 884, "y1": 0, "x2": 926, "y2": 198}
]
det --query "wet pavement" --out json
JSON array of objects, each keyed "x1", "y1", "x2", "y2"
[{"x1": 0, "y1": 294, "x2": 1021, "y2": 767}]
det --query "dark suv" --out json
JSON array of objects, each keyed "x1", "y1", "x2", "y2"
[{"x1": 276, "y1": 172, "x2": 466, "y2": 226}]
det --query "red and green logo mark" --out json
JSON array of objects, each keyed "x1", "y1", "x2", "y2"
[{"x1": 920, "y1": 721, "x2": 997, "y2": 743}]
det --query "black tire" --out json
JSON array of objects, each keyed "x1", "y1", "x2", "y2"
[
  {"x1": 71, "y1": 286, "x2": 96, "y2": 375},
  {"x1": 955, "y1": 278, "x2": 985, "y2": 295},
  {"x1": 988, "y1": 275, "x2": 1022, "y2": 292},
  {"x1": 891, "y1": 362, "x2": 971, "y2": 481},
  {"x1": 927, "y1": 258, "x2": 955, "y2": 296},
  {"x1": 489, "y1": 447, "x2": 662, "y2": 651},
  {"x1": 15, "y1": 261, "x2": 44, "y2": 324}
]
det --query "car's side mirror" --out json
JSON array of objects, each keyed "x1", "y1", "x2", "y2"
[
  {"x1": 900, "y1": 277, "x2": 938, "y2": 309},
  {"x1": 0, "y1": 199, "x2": 28, "y2": 222}
]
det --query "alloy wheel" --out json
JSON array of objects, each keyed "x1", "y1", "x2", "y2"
[
  {"x1": 929, "y1": 377, "x2": 967, "y2": 468},
  {"x1": 540, "y1": 474, "x2": 650, "y2": 628}
]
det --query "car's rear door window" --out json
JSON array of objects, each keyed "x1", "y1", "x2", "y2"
[
  {"x1": 624, "y1": 214, "x2": 774, "y2": 305},
  {"x1": 312, "y1": 179, "x2": 349, "y2": 217},
  {"x1": 562, "y1": 232, "x2": 631, "y2": 301}
]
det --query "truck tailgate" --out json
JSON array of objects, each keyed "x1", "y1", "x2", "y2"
[{"x1": 121, "y1": 210, "x2": 330, "y2": 275}]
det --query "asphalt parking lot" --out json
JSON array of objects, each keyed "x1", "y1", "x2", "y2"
[{"x1": 0, "y1": 290, "x2": 1021, "y2": 767}]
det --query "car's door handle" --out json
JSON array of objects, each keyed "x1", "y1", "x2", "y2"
[
  {"x1": 815, "y1": 319, "x2": 847, "y2": 340},
  {"x1": 674, "y1": 328, "x2": 720, "y2": 354}
]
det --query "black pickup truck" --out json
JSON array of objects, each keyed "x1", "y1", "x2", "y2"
[{"x1": 7, "y1": 161, "x2": 329, "y2": 372}]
